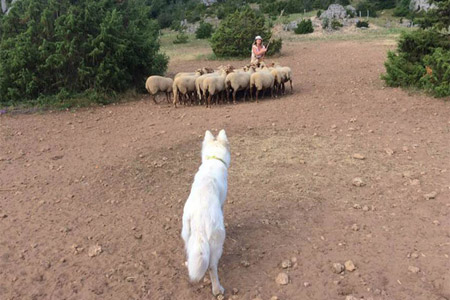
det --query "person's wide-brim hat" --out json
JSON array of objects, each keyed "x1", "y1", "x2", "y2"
[{"x1": 255, "y1": 35, "x2": 262, "y2": 40}]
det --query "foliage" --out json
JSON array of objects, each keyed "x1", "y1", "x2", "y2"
[
  {"x1": 331, "y1": 18, "x2": 343, "y2": 30},
  {"x1": 415, "y1": 0, "x2": 450, "y2": 30},
  {"x1": 210, "y1": 7, "x2": 282, "y2": 58},
  {"x1": 322, "y1": 17, "x2": 329, "y2": 29},
  {"x1": 316, "y1": 9, "x2": 322, "y2": 17},
  {"x1": 0, "y1": 0, "x2": 168, "y2": 105},
  {"x1": 196, "y1": 22, "x2": 214, "y2": 39},
  {"x1": 382, "y1": 30, "x2": 450, "y2": 97},
  {"x1": 356, "y1": 1, "x2": 378, "y2": 18},
  {"x1": 173, "y1": 30, "x2": 189, "y2": 44},
  {"x1": 420, "y1": 48, "x2": 450, "y2": 97},
  {"x1": 294, "y1": 19, "x2": 314, "y2": 34},
  {"x1": 356, "y1": 20, "x2": 369, "y2": 28},
  {"x1": 393, "y1": 0, "x2": 411, "y2": 17}
]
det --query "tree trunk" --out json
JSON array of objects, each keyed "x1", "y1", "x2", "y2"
[{"x1": 1, "y1": 0, "x2": 8, "y2": 14}]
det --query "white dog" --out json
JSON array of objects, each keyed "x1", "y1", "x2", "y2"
[{"x1": 181, "y1": 129, "x2": 230, "y2": 296}]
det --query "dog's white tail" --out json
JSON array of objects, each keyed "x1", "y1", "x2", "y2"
[{"x1": 187, "y1": 233, "x2": 210, "y2": 282}]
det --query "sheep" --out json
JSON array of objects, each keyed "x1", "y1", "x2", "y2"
[
  {"x1": 225, "y1": 66, "x2": 255, "y2": 104},
  {"x1": 261, "y1": 66, "x2": 282, "y2": 97},
  {"x1": 145, "y1": 75, "x2": 173, "y2": 104},
  {"x1": 249, "y1": 69, "x2": 274, "y2": 102},
  {"x1": 272, "y1": 63, "x2": 293, "y2": 94},
  {"x1": 195, "y1": 71, "x2": 219, "y2": 105},
  {"x1": 202, "y1": 67, "x2": 232, "y2": 108},
  {"x1": 174, "y1": 67, "x2": 214, "y2": 79},
  {"x1": 172, "y1": 73, "x2": 201, "y2": 107}
]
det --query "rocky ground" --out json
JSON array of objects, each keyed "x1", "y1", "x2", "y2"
[{"x1": 1, "y1": 40, "x2": 449, "y2": 300}]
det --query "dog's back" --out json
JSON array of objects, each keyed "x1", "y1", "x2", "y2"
[{"x1": 182, "y1": 130, "x2": 230, "y2": 296}]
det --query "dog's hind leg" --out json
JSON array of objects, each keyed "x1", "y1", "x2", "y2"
[{"x1": 209, "y1": 230, "x2": 225, "y2": 296}]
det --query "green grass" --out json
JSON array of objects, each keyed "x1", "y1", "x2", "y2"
[
  {"x1": 284, "y1": 27, "x2": 414, "y2": 42},
  {"x1": 160, "y1": 30, "x2": 213, "y2": 61}
]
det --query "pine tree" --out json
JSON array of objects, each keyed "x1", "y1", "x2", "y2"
[{"x1": 0, "y1": 0, "x2": 168, "y2": 104}]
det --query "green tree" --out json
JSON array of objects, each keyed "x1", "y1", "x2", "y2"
[
  {"x1": 294, "y1": 19, "x2": 314, "y2": 34},
  {"x1": 0, "y1": 0, "x2": 168, "y2": 104},
  {"x1": 196, "y1": 22, "x2": 214, "y2": 39},
  {"x1": 210, "y1": 7, "x2": 282, "y2": 58}
]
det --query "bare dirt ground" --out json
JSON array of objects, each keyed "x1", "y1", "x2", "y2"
[{"x1": 1, "y1": 40, "x2": 450, "y2": 300}]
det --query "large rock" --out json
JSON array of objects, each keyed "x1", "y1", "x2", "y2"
[
  {"x1": 410, "y1": 0, "x2": 437, "y2": 12},
  {"x1": 201, "y1": 0, "x2": 217, "y2": 6},
  {"x1": 320, "y1": 4, "x2": 347, "y2": 19}
]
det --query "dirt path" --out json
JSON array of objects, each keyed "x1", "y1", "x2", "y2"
[{"x1": 1, "y1": 40, "x2": 449, "y2": 300}]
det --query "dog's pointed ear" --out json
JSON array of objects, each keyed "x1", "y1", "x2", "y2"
[
  {"x1": 204, "y1": 130, "x2": 214, "y2": 142},
  {"x1": 217, "y1": 129, "x2": 228, "y2": 143}
]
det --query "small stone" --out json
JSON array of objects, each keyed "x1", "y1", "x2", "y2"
[
  {"x1": 232, "y1": 288, "x2": 239, "y2": 295},
  {"x1": 270, "y1": 297, "x2": 279, "y2": 300},
  {"x1": 88, "y1": 245, "x2": 102, "y2": 257},
  {"x1": 1, "y1": 213, "x2": 7, "y2": 218},
  {"x1": 281, "y1": 259, "x2": 292, "y2": 269},
  {"x1": 303, "y1": 281, "x2": 311, "y2": 287},
  {"x1": 362, "y1": 205, "x2": 370, "y2": 211},
  {"x1": 408, "y1": 266, "x2": 420, "y2": 274},
  {"x1": 345, "y1": 260, "x2": 356, "y2": 272},
  {"x1": 353, "y1": 204, "x2": 362, "y2": 209},
  {"x1": 433, "y1": 220, "x2": 441, "y2": 226},
  {"x1": 217, "y1": 295, "x2": 225, "y2": 300},
  {"x1": 352, "y1": 153, "x2": 365, "y2": 160},
  {"x1": 346, "y1": 296, "x2": 358, "y2": 300},
  {"x1": 134, "y1": 233, "x2": 143, "y2": 239},
  {"x1": 424, "y1": 191, "x2": 437, "y2": 200},
  {"x1": 385, "y1": 148, "x2": 394, "y2": 156},
  {"x1": 352, "y1": 177, "x2": 365, "y2": 187},
  {"x1": 411, "y1": 179, "x2": 420, "y2": 186},
  {"x1": 240, "y1": 260, "x2": 250, "y2": 267},
  {"x1": 351, "y1": 224, "x2": 360, "y2": 231},
  {"x1": 411, "y1": 252, "x2": 419, "y2": 259},
  {"x1": 276, "y1": 272, "x2": 289, "y2": 285},
  {"x1": 333, "y1": 263, "x2": 345, "y2": 274},
  {"x1": 291, "y1": 257, "x2": 297, "y2": 263},
  {"x1": 126, "y1": 276, "x2": 135, "y2": 282}
]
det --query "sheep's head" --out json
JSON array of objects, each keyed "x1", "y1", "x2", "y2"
[{"x1": 204, "y1": 67, "x2": 214, "y2": 74}]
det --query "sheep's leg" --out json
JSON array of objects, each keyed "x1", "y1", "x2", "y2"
[
  {"x1": 207, "y1": 94, "x2": 211, "y2": 108},
  {"x1": 233, "y1": 90, "x2": 237, "y2": 104},
  {"x1": 152, "y1": 94, "x2": 158, "y2": 104},
  {"x1": 271, "y1": 87, "x2": 274, "y2": 98},
  {"x1": 282, "y1": 82, "x2": 286, "y2": 94},
  {"x1": 249, "y1": 86, "x2": 253, "y2": 101},
  {"x1": 256, "y1": 89, "x2": 259, "y2": 103},
  {"x1": 289, "y1": 79, "x2": 293, "y2": 93}
]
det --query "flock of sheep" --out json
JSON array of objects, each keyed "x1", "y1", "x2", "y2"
[{"x1": 145, "y1": 62, "x2": 293, "y2": 108}]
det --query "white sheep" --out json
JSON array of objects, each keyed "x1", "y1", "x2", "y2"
[
  {"x1": 172, "y1": 73, "x2": 201, "y2": 107},
  {"x1": 174, "y1": 67, "x2": 213, "y2": 79},
  {"x1": 202, "y1": 67, "x2": 231, "y2": 108},
  {"x1": 250, "y1": 69, "x2": 274, "y2": 102},
  {"x1": 195, "y1": 71, "x2": 219, "y2": 105},
  {"x1": 145, "y1": 75, "x2": 173, "y2": 104},
  {"x1": 272, "y1": 64, "x2": 293, "y2": 94},
  {"x1": 225, "y1": 66, "x2": 255, "y2": 104}
]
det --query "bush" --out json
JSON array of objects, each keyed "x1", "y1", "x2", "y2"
[
  {"x1": 346, "y1": 8, "x2": 355, "y2": 18},
  {"x1": 331, "y1": 19, "x2": 343, "y2": 30},
  {"x1": 173, "y1": 30, "x2": 189, "y2": 44},
  {"x1": 356, "y1": 20, "x2": 369, "y2": 28},
  {"x1": 382, "y1": 30, "x2": 450, "y2": 97},
  {"x1": 294, "y1": 19, "x2": 314, "y2": 34},
  {"x1": 0, "y1": 0, "x2": 168, "y2": 105},
  {"x1": 196, "y1": 22, "x2": 214, "y2": 39},
  {"x1": 316, "y1": 10, "x2": 322, "y2": 17},
  {"x1": 420, "y1": 48, "x2": 450, "y2": 97},
  {"x1": 210, "y1": 7, "x2": 282, "y2": 58},
  {"x1": 322, "y1": 17, "x2": 330, "y2": 29}
]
